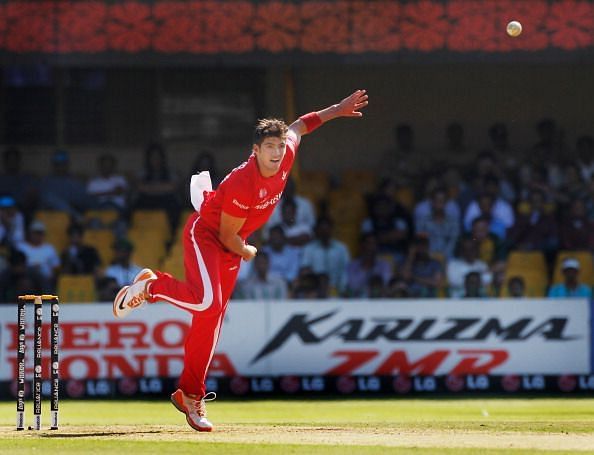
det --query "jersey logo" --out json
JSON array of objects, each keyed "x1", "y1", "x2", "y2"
[
  {"x1": 254, "y1": 192, "x2": 283, "y2": 210},
  {"x1": 281, "y1": 171, "x2": 288, "y2": 181},
  {"x1": 232, "y1": 199, "x2": 249, "y2": 210},
  {"x1": 259, "y1": 188, "x2": 268, "y2": 199}
]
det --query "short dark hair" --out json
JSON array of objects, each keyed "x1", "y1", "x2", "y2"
[
  {"x1": 315, "y1": 216, "x2": 333, "y2": 229},
  {"x1": 253, "y1": 118, "x2": 288, "y2": 146},
  {"x1": 269, "y1": 224, "x2": 286, "y2": 236}
]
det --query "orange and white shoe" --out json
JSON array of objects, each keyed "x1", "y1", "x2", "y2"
[
  {"x1": 112, "y1": 268, "x2": 157, "y2": 318},
  {"x1": 170, "y1": 389, "x2": 216, "y2": 432}
]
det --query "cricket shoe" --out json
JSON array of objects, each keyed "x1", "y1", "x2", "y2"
[
  {"x1": 112, "y1": 268, "x2": 157, "y2": 319},
  {"x1": 170, "y1": 389, "x2": 216, "y2": 432}
]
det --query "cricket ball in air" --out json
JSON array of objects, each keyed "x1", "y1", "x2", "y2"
[{"x1": 506, "y1": 21, "x2": 522, "y2": 37}]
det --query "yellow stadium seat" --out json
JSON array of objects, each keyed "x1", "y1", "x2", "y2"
[
  {"x1": 34, "y1": 210, "x2": 70, "y2": 252},
  {"x1": 82, "y1": 229, "x2": 115, "y2": 267},
  {"x1": 128, "y1": 229, "x2": 167, "y2": 270},
  {"x1": 328, "y1": 189, "x2": 367, "y2": 223},
  {"x1": 84, "y1": 209, "x2": 119, "y2": 228},
  {"x1": 552, "y1": 250, "x2": 594, "y2": 285},
  {"x1": 517, "y1": 201, "x2": 556, "y2": 216},
  {"x1": 130, "y1": 210, "x2": 171, "y2": 242},
  {"x1": 506, "y1": 251, "x2": 548, "y2": 275},
  {"x1": 179, "y1": 209, "x2": 194, "y2": 224},
  {"x1": 57, "y1": 274, "x2": 97, "y2": 303},
  {"x1": 334, "y1": 225, "x2": 361, "y2": 257},
  {"x1": 299, "y1": 170, "x2": 330, "y2": 204},
  {"x1": 502, "y1": 270, "x2": 549, "y2": 297},
  {"x1": 341, "y1": 169, "x2": 377, "y2": 194}
]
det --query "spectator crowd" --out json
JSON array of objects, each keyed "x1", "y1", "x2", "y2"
[{"x1": 1, "y1": 118, "x2": 594, "y2": 303}]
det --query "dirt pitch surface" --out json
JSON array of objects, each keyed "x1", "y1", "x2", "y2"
[{"x1": 2, "y1": 424, "x2": 594, "y2": 452}]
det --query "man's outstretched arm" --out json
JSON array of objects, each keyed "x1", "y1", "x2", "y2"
[{"x1": 288, "y1": 89, "x2": 369, "y2": 140}]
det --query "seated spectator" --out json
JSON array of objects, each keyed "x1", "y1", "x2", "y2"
[
  {"x1": 301, "y1": 217, "x2": 350, "y2": 295},
  {"x1": 236, "y1": 252, "x2": 288, "y2": 300},
  {"x1": 362, "y1": 193, "x2": 412, "y2": 261},
  {"x1": 474, "y1": 152, "x2": 516, "y2": 202},
  {"x1": 40, "y1": 149, "x2": 91, "y2": 219},
  {"x1": 292, "y1": 270, "x2": 327, "y2": 299},
  {"x1": 466, "y1": 216, "x2": 505, "y2": 265},
  {"x1": 385, "y1": 277, "x2": 410, "y2": 298},
  {"x1": 264, "y1": 177, "x2": 315, "y2": 240},
  {"x1": 414, "y1": 185, "x2": 460, "y2": 229},
  {"x1": 555, "y1": 162, "x2": 587, "y2": 209},
  {"x1": 277, "y1": 197, "x2": 313, "y2": 247},
  {"x1": 87, "y1": 154, "x2": 129, "y2": 212},
  {"x1": 446, "y1": 237, "x2": 491, "y2": 298},
  {"x1": 463, "y1": 271, "x2": 486, "y2": 298},
  {"x1": 464, "y1": 192, "x2": 510, "y2": 239},
  {"x1": 133, "y1": 143, "x2": 180, "y2": 229},
  {"x1": 0, "y1": 249, "x2": 43, "y2": 302},
  {"x1": 401, "y1": 234, "x2": 444, "y2": 298},
  {"x1": 262, "y1": 225, "x2": 301, "y2": 285},
  {"x1": 443, "y1": 166, "x2": 473, "y2": 216},
  {"x1": 96, "y1": 276, "x2": 120, "y2": 302},
  {"x1": 548, "y1": 258, "x2": 592, "y2": 298},
  {"x1": 16, "y1": 221, "x2": 60, "y2": 291},
  {"x1": 516, "y1": 163, "x2": 555, "y2": 205},
  {"x1": 345, "y1": 233, "x2": 392, "y2": 298},
  {"x1": 507, "y1": 276, "x2": 526, "y2": 298},
  {"x1": 576, "y1": 135, "x2": 594, "y2": 182},
  {"x1": 60, "y1": 224, "x2": 102, "y2": 275},
  {"x1": 103, "y1": 238, "x2": 141, "y2": 287},
  {"x1": 416, "y1": 186, "x2": 460, "y2": 259},
  {"x1": 0, "y1": 147, "x2": 39, "y2": 219},
  {"x1": 0, "y1": 195, "x2": 25, "y2": 248},
  {"x1": 463, "y1": 174, "x2": 514, "y2": 236},
  {"x1": 367, "y1": 274, "x2": 387, "y2": 299},
  {"x1": 506, "y1": 189, "x2": 558, "y2": 253},
  {"x1": 559, "y1": 198, "x2": 594, "y2": 250}
]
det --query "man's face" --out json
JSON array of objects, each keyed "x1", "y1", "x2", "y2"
[
  {"x1": 281, "y1": 204, "x2": 296, "y2": 225},
  {"x1": 253, "y1": 136, "x2": 286, "y2": 176},
  {"x1": 472, "y1": 220, "x2": 489, "y2": 240},
  {"x1": 509, "y1": 280, "x2": 524, "y2": 297},
  {"x1": 563, "y1": 268, "x2": 579, "y2": 283},
  {"x1": 29, "y1": 230, "x2": 45, "y2": 246},
  {"x1": 431, "y1": 192, "x2": 446, "y2": 211},
  {"x1": 255, "y1": 255, "x2": 269, "y2": 276},
  {"x1": 316, "y1": 222, "x2": 332, "y2": 242},
  {"x1": 269, "y1": 228, "x2": 285, "y2": 249},
  {"x1": 461, "y1": 240, "x2": 478, "y2": 261}
]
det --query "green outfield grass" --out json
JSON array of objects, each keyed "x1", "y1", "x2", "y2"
[{"x1": 1, "y1": 398, "x2": 594, "y2": 454}]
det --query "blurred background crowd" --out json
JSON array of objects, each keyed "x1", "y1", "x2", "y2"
[{"x1": 1, "y1": 117, "x2": 593, "y2": 303}]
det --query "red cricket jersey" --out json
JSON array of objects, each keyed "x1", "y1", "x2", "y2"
[{"x1": 198, "y1": 133, "x2": 298, "y2": 241}]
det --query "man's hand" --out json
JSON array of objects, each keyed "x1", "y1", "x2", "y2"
[
  {"x1": 289, "y1": 89, "x2": 369, "y2": 137},
  {"x1": 335, "y1": 89, "x2": 369, "y2": 118},
  {"x1": 242, "y1": 245, "x2": 257, "y2": 261}
]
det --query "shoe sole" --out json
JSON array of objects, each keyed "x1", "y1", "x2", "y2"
[
  {"x1": 170, "y1": 392, "x2": 213, "y2": 432},
  {"x1": 112, "y1": 286, "x2": 130, "y2": 318}
]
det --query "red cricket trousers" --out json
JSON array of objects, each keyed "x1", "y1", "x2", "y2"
[{"x1": 148, "y1": 212, "x2": 241, "y2": 397}]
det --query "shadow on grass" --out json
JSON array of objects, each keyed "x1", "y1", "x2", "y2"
[{"x1": 41, "y1": 430, "x2": 163, "y2": 438}]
